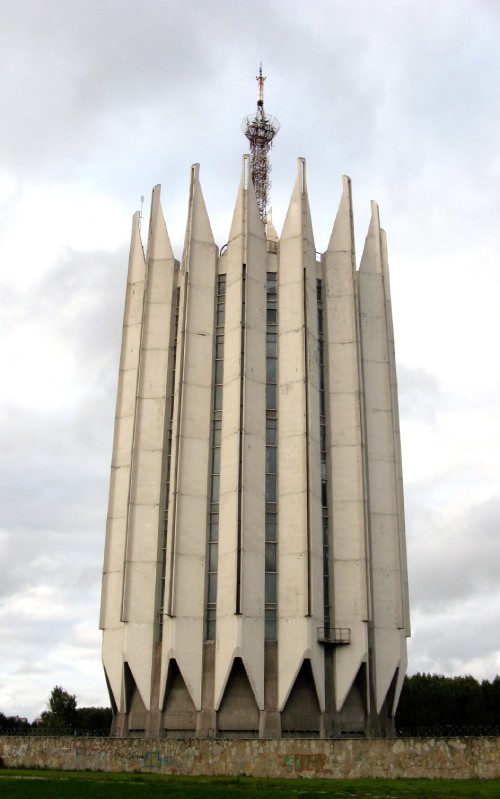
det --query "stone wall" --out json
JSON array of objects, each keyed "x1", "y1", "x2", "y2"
[{"x1": 1, "y1": 735, "x2": 499, "y2": 779}]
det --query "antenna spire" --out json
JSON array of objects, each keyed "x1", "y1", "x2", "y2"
[{"x1": 241, "y1": 66, "x2": 280, "y2": 222}]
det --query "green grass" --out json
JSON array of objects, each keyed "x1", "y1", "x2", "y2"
[{"x1": 0, "y1": 770, "x2": 499, "y2": 798}]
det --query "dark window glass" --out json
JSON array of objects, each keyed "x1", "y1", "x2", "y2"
[
  {"x1": 265, "y1": 474, "x2": 276, "y2": 502},
  {"x1": 212, "y1": 446, "x2": 220, "y2": 474},
  {"x1": 265, "y1": 615, "x2": 277, "y2": 641},
  {"x1": 265, "y1": 542, "x2": 277, "y2": 572},
  {"x1": 214, "y1": 384, "x2": 223, "y2": 411},
  {"x1": 209, "y1": 542, "x2": 218, "y2": 572},
  {"x1": 266, "y1": 383, "x2": 277, "y2": 410},
  {"x1": 265, "y1": 572, "x2": 277, "y2": 604},
  {"x1": 208, "y1": 573, "x2": 217, "y2": 603},
  {"x1": 266, "y1": 357, "x2": 277, "y2": 383},
  {"x1": 266, "y1": 446, "x2": 277, "y2": 474},
  {"x1": 265, "y1": 514, "x2": 277, "y2": 541},
  {"x1": 266, "y1": 339, "x2": 277, "y2": 358}
]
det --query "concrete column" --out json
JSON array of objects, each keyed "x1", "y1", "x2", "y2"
[
  {"x1": 160, "y1": 165, "x2": 218, "y2": 715},
  {"x1": 278, "y1": 158, "x2": 325, "y2": 714},
  {"x1": 123, "y1": 185, "x2": 176, "y2": 713},
  {"x1": 323, "y1": 176, "x2": 370, "y2": 714},
  {"x1": 358, "y1": 202, "x2": 405, "y2": 715},
  {"x1": 216, "y1": 157, "x2": 267, "y2": 712},
  {"x1": 101, "y1": 210, "x2": 146, "y2": 713}
]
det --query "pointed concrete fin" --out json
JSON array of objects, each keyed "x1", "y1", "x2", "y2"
[
  {"x1": 228, "y1": 158, "x2": 245, "y2": 244},
  {"x1": 183, "y1": 164, "x2": 216, "y2": 267},
  {"x1": 128, "y1": 211, "x2": 146, "y2": 284},
  {"x1": 281, "y1": 158, "x2": 316, "y2": 252},
  {"x1": 359, "y1": 200, "x2": 383, "y2": 274},
  {"x1": 227, "y1": 155, "x2": 266, "y2": 250},
  {"x1": 380, "y1": 228, "x2": 393, "y2": 304},
  {"x1": 147, "y1": 184, "x2": 174, "y2": 262},
  {"x1": 327, "y1": 175, "x2": 355, "y2": 255}
]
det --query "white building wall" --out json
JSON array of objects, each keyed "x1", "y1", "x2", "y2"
[
  {"x1": 323, "y1": 176, "x2": 370, "y2": 713},
  {"x1": 216, "y1": 160, "x2": 267, "y2": 711},
  {"x1": 101, "y1": 211, "x2": 146, "y2": 713},
  {"x1": 358, "y1": 202, "x2": 406, "y2": 715},
  {"x1": 160, "y1": 165, "x2": 218, "y2": 712},
  {"x1": 278, "y1": 159, "x2": 325, "y2": 713}
]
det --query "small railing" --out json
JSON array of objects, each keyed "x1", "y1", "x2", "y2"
[{"x1": 317, "y1": 626, "x2": 350, "y2": 645}]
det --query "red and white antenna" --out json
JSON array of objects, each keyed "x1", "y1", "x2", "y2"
[{"x1": 241, "y1": 65, "x2": 280, "y2": 222}]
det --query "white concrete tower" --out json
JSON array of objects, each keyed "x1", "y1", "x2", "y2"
[{"x1": 100, "y1": 81, "x2": 409, "y2": 738}]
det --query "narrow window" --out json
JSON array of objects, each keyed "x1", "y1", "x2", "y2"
[
  {"x1": 205, "y1": 274, "x2": 226, "y2": 640},
  {"x1": 265, "y1": 273, "x2": 278, "y2": 640}
]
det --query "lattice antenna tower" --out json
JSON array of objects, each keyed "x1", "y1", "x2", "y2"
[{"x1": 241, "y1": 66, "x2": 280, "y2": 222}]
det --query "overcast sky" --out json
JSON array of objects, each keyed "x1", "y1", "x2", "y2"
[{"x1": 1, "y1": 0, "x2": 499, "y2": 721}]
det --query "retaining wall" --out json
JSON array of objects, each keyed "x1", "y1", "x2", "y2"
[{"x1": 1, "y1": 735, "x2": 499, "y2": 779}]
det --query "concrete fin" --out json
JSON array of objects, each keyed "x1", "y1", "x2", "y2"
[
  {"x1": 159, "y1": 619, "x2": 203, "y2": 711},
  {"x1": 381, "y1": 228, "x2": 410, "y2": 636},
  {"x1": 327, "y1": 175, "x2": 355, "y2": 258},
  {"x1": 334, "y1": 627, "x2": 369, "y2": 712},
  {"x1": 124, "y1": 626, "x2": 155, "y2": 711},
  {"x1": 183, "y1": 164, "x2": 216, "y2": 268},
  {"x1": 128, "y1": 211, "x2": 147, "y2": 284},
  {"x1": 359, "y1": 201, "x2": 383, "y2": 274},
  {"x1": 217, "y1": 657, "x2": 260, "y2": 731},
  {"x1": 373, "y1": 627, "x2": 403, "y2": 715},
  {"x1": 102, "y1": 628, "x2": 125, "y2": 713},
  {"x1": 281, "y1": 158, "x2": 316, "y2": 253},
  {"x1": 227, "y1": 160, "x2": 245, "y2": 246},
  {"x1": 147, "y1": 185, "x2": 175, "y2": 263},
  {"x1": 214, "y1": 632, "x2": 264, "y2": 712},
  {"x1": 278, "y1": 629, "x2": 325, "y2": 713},
  {"x1": 215, "y1": 649, "x2": 263, "y2": 713},
  {"x1": 227, "y1": 155, "x2": 266, "y2": 252}
]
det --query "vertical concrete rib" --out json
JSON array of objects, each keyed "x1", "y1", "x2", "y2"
[
  {"x1": 324, "y1": 176, "x2": 370, "y2": 712},
  {"x1": 120, "y1": 186, "x2": 176, "y2": 711},
  {"x1": 215, "y1": 157, "x2": 267, "y2": 712},
  {"x1": 380, "y1": 229, "x2": 410, "y2": 711},
  {"x1": 278, "y1": 159, "x2": 324, "y2": 713},
  {"x1": 358, "y1": 202, "x2": 405, "y2": 714},
  {"x1": 160, "y1": 165, "x2": 218, "y2": 712},
  {"x1": 100, "y1": 210, "x2": 146, "y2": 712}
]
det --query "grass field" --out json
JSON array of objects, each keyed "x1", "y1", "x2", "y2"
[{"x1": 0, "y1": 770, "x2": 499, "y2": 798}]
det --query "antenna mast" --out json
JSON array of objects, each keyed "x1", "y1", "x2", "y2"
[{"x1": 241, "y1": 66, "x2": 280, "y2": 222}]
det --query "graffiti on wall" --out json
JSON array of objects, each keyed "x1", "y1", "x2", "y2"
[
  {"x1": 284, "y1": 753, "x2": 327, "y2": 773},
  {"x1": 143, "y1": 750, "x2": 182, "y2": 770}
]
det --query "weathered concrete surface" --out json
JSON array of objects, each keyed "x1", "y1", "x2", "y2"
[{"x1": 1, "y1": 735, "x2": 499, "y2": 779}]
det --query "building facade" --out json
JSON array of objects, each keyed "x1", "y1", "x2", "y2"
[{"x1": 100, "y1": 156, "x2": 410, "y2": 738}]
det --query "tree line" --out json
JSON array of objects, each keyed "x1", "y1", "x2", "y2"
[
  {"x1": 396, "y1": 673, "x2": 500, "y2": 730},
  {"x1": 0, "y1": 686, "x2": 111, "y2": 734},
  {"x1": 2, "y1": 674, "x2": 500, "y2": 734}
]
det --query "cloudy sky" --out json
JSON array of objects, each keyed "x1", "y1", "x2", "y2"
[{"x1": 1, "y1": 0, "x2": 499, "y2": 721}]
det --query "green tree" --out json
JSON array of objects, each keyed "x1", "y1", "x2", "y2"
[{"x1": 40, "y1": 686, "x2": 78, "y2": 731}]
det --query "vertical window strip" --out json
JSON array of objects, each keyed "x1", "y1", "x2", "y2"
[
  {"x1": 236, "y1": 266, "x2": 246, "y2": 614},
  {"x1": 317, "y1": 279, "x2": 330, "y2": 633},
  {"x1": 159, "y1": 287, "x2": 181, "y2": 640},
  {"x1": 265, "y1": 273, "x2": 278, "y2": 640},
  {"x1": 206, "y1": 274, "x2": 226, "y2": 640}
]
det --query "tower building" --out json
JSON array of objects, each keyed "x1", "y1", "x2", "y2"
[{"x1": 100, "y1": 74, "x2": 410, "y2": 738}]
